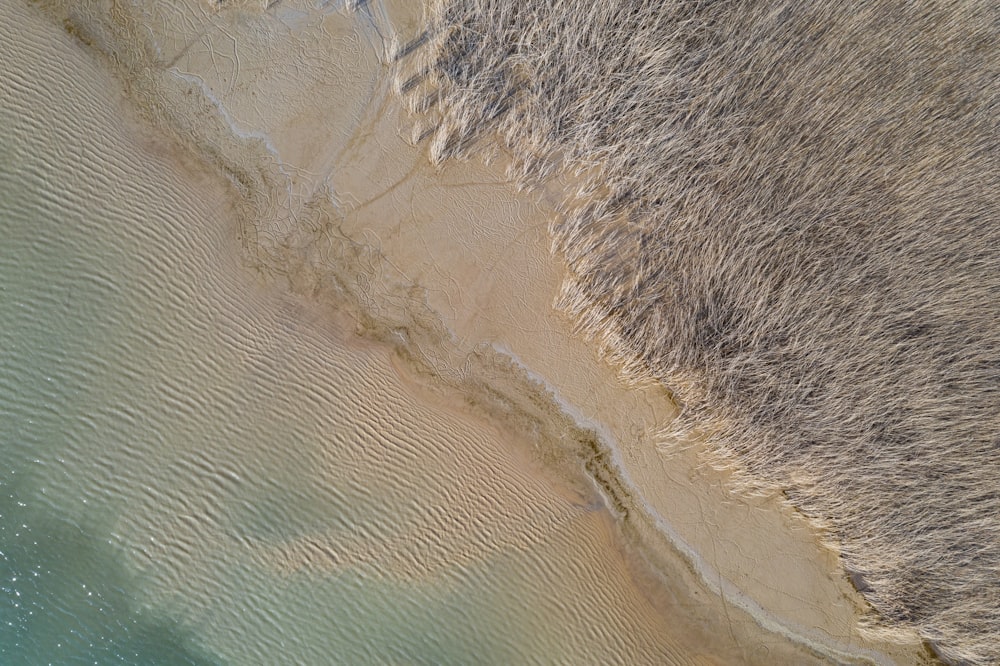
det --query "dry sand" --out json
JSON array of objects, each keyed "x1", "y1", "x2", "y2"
[{"x1": 28, "y1": 0, "x2": 937, "y2": 662}]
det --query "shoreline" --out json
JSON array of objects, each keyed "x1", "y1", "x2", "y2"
[{"x1": 29, "y1": 0, "x2": 936, "y2": 662}]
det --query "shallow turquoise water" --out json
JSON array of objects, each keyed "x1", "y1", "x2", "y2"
[
  {"x1": 0, "y1": 26, "x2": 218, "y2": 661},
  {"x1": 0, "y1": 91, "x2": 539, "y2": 661},
  {"x1": 0, "y1": 57, "x2": 215, "y2": 666}
]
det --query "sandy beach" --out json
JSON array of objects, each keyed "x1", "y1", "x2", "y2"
[{"x1": 6, "y1": 0, "x2": 945, "y2": 662}]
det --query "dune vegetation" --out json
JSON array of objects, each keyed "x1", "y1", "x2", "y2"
[{"x1": 399, "y1": 1, "x2": 1000, "y2": 663}]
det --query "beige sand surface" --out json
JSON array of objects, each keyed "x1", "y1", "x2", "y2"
[
  {"x1": 31, "y1": 0, "x2": 934, "y2": 662},
  {"x1": 7, "y1": 3, "x2": 767, "y2": 662}
]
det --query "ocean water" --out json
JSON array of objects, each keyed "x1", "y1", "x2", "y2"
[{"x1": 0, "y1": 3, "x2": 761, "y2": 664}]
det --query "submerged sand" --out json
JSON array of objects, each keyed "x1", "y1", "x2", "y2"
[{"x1": 12, "y1": 0, "x2": 938, "y2": 662}]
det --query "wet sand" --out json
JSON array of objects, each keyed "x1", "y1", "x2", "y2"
[{"x1": 8, "y1": 0, "x2": 936, "y2": 662}]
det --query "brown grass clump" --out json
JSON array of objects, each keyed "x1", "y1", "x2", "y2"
[{"x1": 401, "y1": 1, "x2": 1000, "y2": 663}]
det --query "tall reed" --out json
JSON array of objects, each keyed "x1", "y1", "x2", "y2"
[{"x1": 403, "y1": 1, "x2": 1000, "y2": 663}]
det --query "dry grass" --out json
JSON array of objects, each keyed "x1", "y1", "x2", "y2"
[{"x1": 401, "y1": 1, "x2": 1000, "y2": 663}]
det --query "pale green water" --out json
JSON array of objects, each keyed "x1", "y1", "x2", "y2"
[
  {"x1": 0, "y1": 3, "x2": 715, "y2": 665},
  {"x1": 0, "y1": 127, "x2": 557, "y2": 661},
  {"x1": 0, "y1": 22, "x2": 219, "y2": 662}
]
